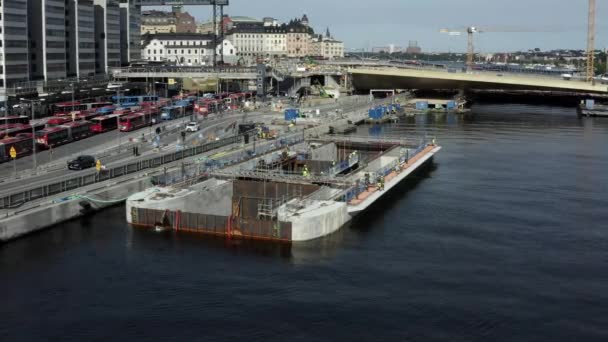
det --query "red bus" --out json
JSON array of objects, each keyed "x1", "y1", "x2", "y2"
[
  {"x1": 194, "y1": 101, "x2": 210, "y2": 117},
  {"x1": 91, "y1": 115, "x2": 119, "y2": 133},
  {"x1": 0, "y1": 136, "x2": 34, "y2": 163},
  {"x1": 35, "y1": 127, "x2": 71, "y2": 148},
  {"x1": 60, "y1": 121, "x2": 93, "y2": 141},
  {"x1": 113, "y1": 108, "x2": 136, "y2": 116},
  {"x1": 76, "y1": 111, "x2": 100, "y2": 122},
  {"x1": 0, "y1": 116, "x2": 30, "y2": 125},
  {"x1": 0, "y1": 124, "x2": 45, "y2": 139},
  {"x1": 119, "y1": 114, "x2": 147, "y2": 132},
  {"x1": 46, "y1": 117, "x2": 72, "y2": 126},
  {"x1": 53, "y1": 101, "x2": 113, "y2": 116}
]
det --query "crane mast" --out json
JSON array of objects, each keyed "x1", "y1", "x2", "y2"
[
  {"x1": 467, "y1": 27, "x2": 476, "y2": 70},
  {"x1": 587, "y1": 0, "x2": 596, "y2": 82}
]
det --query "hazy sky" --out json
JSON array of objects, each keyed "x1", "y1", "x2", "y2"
[{"x1": 160, "y1": 0, "x2": 608, "y2": 53}]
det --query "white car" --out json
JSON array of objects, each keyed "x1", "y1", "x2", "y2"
[{"x1": 185, "y1": 122, "x2": 200, "y2": 132}]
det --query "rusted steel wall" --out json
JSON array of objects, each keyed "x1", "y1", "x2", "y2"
[
  {"x1": 233, "y1": 180, "x2": 320, "y2": 219},
  {"x1": 130, "y1": 207, "x2": 292, "y2": 241},
  {"x1": 233, "y1": 180, "x2": 319, "y2": 199},
  {"x1": 233, "y1": 218, "x2": 292, "y2": 241}
]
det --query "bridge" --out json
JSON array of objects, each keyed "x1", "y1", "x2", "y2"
[
  {"x1": 111, "y1": 67, "x2": 257, "y2": 81},
  {"x1": 350, "y1": 67, "x2": 608, "y2": 95}
]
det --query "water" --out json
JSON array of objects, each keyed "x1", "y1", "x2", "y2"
[{"x1": 2, "y1": 104, "x2": 608, "y2": 341}]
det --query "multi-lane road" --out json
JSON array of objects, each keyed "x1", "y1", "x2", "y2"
[{"x1": 0, "y1": 96, "x2": 374, "y2": 198}]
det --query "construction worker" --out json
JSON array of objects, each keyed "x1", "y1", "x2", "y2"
[{"x1": 302, "y1": 165, "x2": 310, "y2": 178}]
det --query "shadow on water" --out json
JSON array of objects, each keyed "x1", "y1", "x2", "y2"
[{"x1": 349, "y1": 159, "x2": 438, "y2": 234}]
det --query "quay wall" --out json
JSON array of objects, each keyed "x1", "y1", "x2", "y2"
[{"x1": 0, "y1": 177, "x2": 150, "y2": 242}]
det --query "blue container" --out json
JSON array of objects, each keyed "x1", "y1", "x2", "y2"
[
  {"x1": 416, "y1": 101, "x2": 429, "y2": 110},
  {"x1": 284, "y1": 108, "x2": 299, "y2": 121},
  {"x1": 369, "y1": 107, "x2": 383, "y2": 120},
  {"x1": 447, "y1": 101, "x2": 457, "y2": 110}
]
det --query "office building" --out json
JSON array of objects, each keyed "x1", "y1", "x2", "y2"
[
  {"x1": 94, "y1": 0, "x2": 121, "y2": 74},
  {"x1": 67, "y1": 0, "x2": 96, "y2": 78},
  {"x1": 120, "y1": 0, "x2": 142, "y2": 64},
  {"x1": 28, "y1": 0, "x2": 67, "y2": 81},
  {"x1": 0, "y1": 0, "x2": 30, "y2": 88}
]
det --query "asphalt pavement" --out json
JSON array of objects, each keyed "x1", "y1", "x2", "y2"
[{"x1": 0, "y1": 95, "x2": 376, "y2": 195}]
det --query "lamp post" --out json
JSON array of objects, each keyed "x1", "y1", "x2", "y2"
[
  {"x1": 20, "y1": 98, "x2": 40, "y2": 170},
  {"x1": 70, "y1": 83, "x2": 75, "y2": 117},
  {"x1": 115, "y1": 88, "x2": 124, "y2": 152}
]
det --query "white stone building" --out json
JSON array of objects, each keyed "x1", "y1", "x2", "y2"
[{"x1": 141, "y1": 33, "x2": 237, "y2": 66}]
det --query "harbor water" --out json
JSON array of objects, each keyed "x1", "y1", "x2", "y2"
[{"x1": 1, "y1": 104, "x2": 607, "y2": 341}]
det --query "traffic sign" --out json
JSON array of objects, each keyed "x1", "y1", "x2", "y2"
[
  {"x1": 96, "y1": 160, "x2": 102, "y2": 172},
  {"x1": 9, "y1": 146, "x2": 16, "y2": 159}
]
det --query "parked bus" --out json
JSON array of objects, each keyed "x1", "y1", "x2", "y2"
[
  {"x1": 174, "y1": 100, "x2": 194, "y2": 114},
  {"x1": 35, "y1": 127, "x2": 71, "y2": 148},
  {"x1": 53, "y1": 101, "x2": 112, "y2": 116},
  {"x1": 0, "y1": 116, "x2": 30, "y2": 126},
  {"x1": 0, "y1": 136, "x2": 34, "y2": 163},
  {"x1": 111, "y1": 95, "x2": 159, "y2": 108},
  {"x1": 0, "y1": 123, "x2": 45, "y2": 139},
  {"x1": 119, "y1": 114, "x2": 148, "y2": 132},
  {"x1": 160, "y1": 106, "x2": 184, "y2": 120},
  {"x1": 91, "y1": 115, "x2": 120, "y2": 133},
  {"x1": 96, "y1": 105, "x2": 116, "y2": 115},
  {"x1": 77, "y1": 111, "x2": 101, "y2": 121},
  {"x1": 194, "y1": 101, "x2": 210, "y2": 117},
  {"x1": 46, "y1": 117, "x2": 72, "y2": 126},
  {"x1": 60, "y1": 121, "x2": 93, "y2": 141}
]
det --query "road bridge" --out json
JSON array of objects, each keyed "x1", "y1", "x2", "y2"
[
  {"x1": 350, "y1": 67, "x2": 608, "y2": 95},
  {"x1": 111, "y1": 67, "x2": 258, "y2": 81}
]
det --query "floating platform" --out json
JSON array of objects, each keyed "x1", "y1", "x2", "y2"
[{"x1": 126, "y1": 136, "x2": 440, "y2": 242}]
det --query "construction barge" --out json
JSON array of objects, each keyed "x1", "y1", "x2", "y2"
[{"x1": 126, "y1": 134, "x2": 440, "y2": 242}]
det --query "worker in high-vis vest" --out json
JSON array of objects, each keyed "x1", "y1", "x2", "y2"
[{"x1": 302, "y1": 165, "x2": 310, "y2": 178}]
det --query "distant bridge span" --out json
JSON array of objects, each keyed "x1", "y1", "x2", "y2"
[{"x1": 350, "y1": 68, "x2": 608, "y2": 94}]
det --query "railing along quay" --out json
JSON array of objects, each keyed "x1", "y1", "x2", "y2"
[{"x1": 0, "y1": 134, "x2": 244, "y2": 210}]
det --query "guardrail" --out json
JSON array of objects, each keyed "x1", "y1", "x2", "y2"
[
  {"x1": 0, "y1": 134, "x2": 244, "y2": 209},
  {"x1": 111, "y1": 66, "x2": 257, "y2": 76}
]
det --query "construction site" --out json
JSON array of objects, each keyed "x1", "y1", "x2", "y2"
[{"x1": 126, "y1": 106, "x2": 441, "y2": 242}]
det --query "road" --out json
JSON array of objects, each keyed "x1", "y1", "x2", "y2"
[{"x1": 0, "y1": 95, "x2": 377, "y2": 195}]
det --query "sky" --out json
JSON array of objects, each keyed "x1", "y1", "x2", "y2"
[{"x1": 157, "y1": 0, "x2": 608, "y2": 53}]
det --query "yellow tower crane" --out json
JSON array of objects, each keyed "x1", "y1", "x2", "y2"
[{"x1": 586, "y1": 0, "x2": 596, "y2": 82}]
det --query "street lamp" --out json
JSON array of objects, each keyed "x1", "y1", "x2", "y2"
[
  {"x1": 70, "y1": 83, "x2": 75, "y2": 116},
  {"x1": 115, "y1": 88, "x2": 124, "y2": 152},
  {"x1": 20, "y1": 98, "x2": 40, "y2": 170}
]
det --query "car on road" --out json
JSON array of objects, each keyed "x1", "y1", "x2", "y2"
[
  {"x1": 68, "y1": 155, "x2": 96, "y2": 170},
  {"x1": 185, "y1": 122, "x2": 200, "y2": 132}
]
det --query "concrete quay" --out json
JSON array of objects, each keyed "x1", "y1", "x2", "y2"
[{"x1": 0, "y1": 96, "x2": 387, "y2": 243}]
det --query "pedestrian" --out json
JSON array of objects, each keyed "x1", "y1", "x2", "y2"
[{"x1": 132, "y1": 146, "x2": 137, "y2": 156}]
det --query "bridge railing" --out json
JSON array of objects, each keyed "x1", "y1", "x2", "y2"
[
  {"x1": 111, "y1": 66, "x2": 257, "y2": 76},
  {"x1": 349, "y1": 64, "x2": 593, "y2": 83}
]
